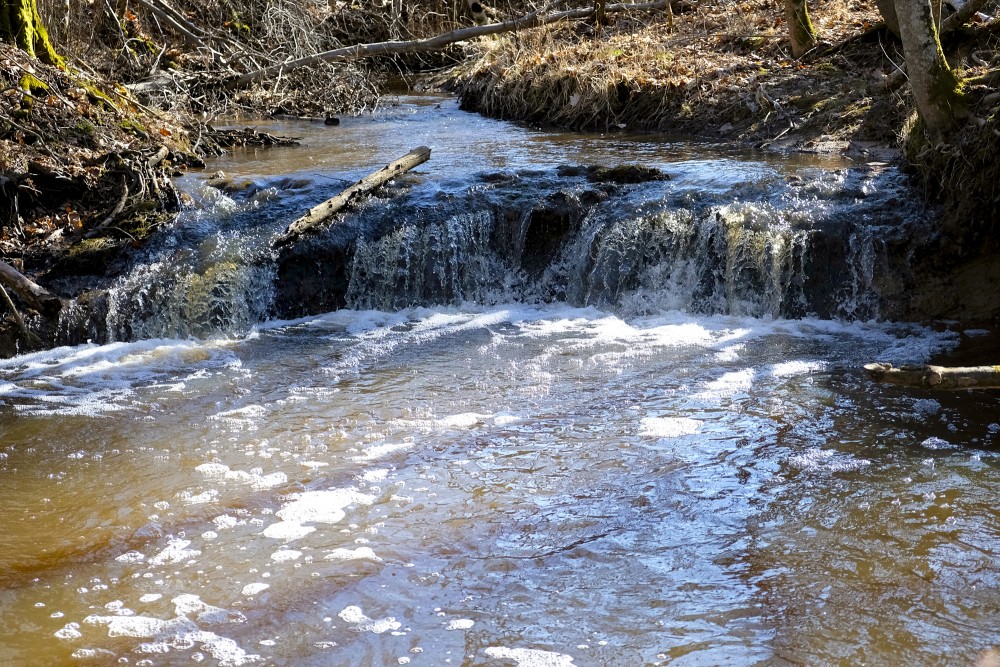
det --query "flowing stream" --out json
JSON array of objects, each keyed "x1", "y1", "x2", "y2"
[{"x1": 1, "y1": 96, "x2": 998, "y2": 666}]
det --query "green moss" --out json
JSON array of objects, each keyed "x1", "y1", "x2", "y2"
[
  {"x1": 82, "y1": 82, "x2": 118, "y2": 110},
  {"x1": 18, "y1": 73, "x2": 47, "y2": 94},
  {"x1": 119, "y1": 117, "x2": 149, "y2": 138},
  {"x1": 225, "y1": 11, "x2": 251, "y2": 37},
  {"x1": 72, "y1": 119, "x2": 96, "y2": 136},
  {"x1": 1, "y1": 0, "x2": 64, "y2": 67}
]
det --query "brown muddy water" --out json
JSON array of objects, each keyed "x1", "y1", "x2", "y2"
[{"x1": 0, "y1": 96, "x2": 998, "y2": 666}]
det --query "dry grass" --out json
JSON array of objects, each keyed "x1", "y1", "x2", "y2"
[{"x1": 445, "y1": 0, "x2": 907, "y2": 144}]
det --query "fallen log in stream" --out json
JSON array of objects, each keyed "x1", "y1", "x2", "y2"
[
  {"x1": 864, "y1": 362, "x2": 1000, "y2": 389},
  {"x1": 273, "y1": 146, "x2": 431, "y2": 248}
]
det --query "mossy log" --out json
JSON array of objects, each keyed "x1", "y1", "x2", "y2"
[
  {"x1": 273, "y1": 146, "x2": 431, "y2": 248},
  {"x1": 865, "y1": 362, "x2": 1000, "y2": 389}
]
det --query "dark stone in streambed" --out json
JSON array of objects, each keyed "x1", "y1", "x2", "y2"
[{"x1": 555, "y1": 164, "x2": 670, "y2": 184}]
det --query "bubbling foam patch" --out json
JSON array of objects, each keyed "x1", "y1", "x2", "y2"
[
  {"x1": 639, "y1": 417, "x2": 702, "y2": 438},
  {"x1": 195, "y1": 462, "x2": 288, "y2": 490},
  {"x1": 324, "y1": 547, "x2": 382, "y2": 561},
  {"x1": 483, "y1": 647, "x2": 576, "y2": 666},
  {"x1": 262, "y1": 488, "x2": 375, "y2": 542},
  {"x1": 337, "y1": 605, "x2": 401, "y2": 634}
]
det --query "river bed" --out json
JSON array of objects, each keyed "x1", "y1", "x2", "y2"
[{"x1": 0, "y1": 97, "x2": 998, "y2": 666}]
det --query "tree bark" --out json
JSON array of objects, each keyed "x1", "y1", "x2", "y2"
[
  {"x1": 865, "y1": 363, "x2": 1000, "y2": 389},
  {"x1": 0, "y1": 260, "x2": 63, "y2": 316},
  {"x1": 274, "y1": 146, "x2": 431, "y2": 248},
  {"x1": 894, "y1": 0, "x2": 965, "y2": 134},
  {"x1": 594, "y1": 0, "x2": 608, "y2": 26},
  {"x1": 785, "y1": 0, "x2": 817, "y2": 57},
  {"x1": 227, "y1": 0, "x2": 667, "y2": 90},
  {"x1": 874, "y1": 0, "x2": 901, "y2": 36},
  {"x1": 0, "y1": 0, "x2": 63, "y2": 66}
]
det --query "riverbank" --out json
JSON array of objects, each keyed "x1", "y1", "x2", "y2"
[{"x1": 440, "y1": 0, "x2": 907, "y2": 155}]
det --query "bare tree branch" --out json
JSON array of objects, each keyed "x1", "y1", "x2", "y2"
[{"x1": 226, "y1": 0, "x2": 667, "y2": 90}]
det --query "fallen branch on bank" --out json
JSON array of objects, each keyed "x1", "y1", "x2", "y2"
[
  {"x1": 273, "y1": 146, "x2": 431, "y2": 248},
  {"x1": 227, "y1": 0, "x2": 668, "y2": 90},
  {"x1": 0, "y1": 261, "x2": 63, "y2": 317},
  {"x1": 864, "y1": 362, "x2": 1000, "y2": 389}
]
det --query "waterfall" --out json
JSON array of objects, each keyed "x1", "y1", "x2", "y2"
[{"x1": 79, "y1": 162, "x2": 923, "y2": 344}]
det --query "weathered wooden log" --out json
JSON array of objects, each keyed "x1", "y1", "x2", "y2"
[
  {"x1": 0, "y1": 261, "x2": 63, "y2": 317},
  {"x1": 273, "y1": 146, "x2": 431, "y2": 248},
  {"x1": 864, "y1": 362, "x2": 1000, "y2": 389}
]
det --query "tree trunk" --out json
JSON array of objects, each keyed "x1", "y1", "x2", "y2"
[
  {"x1": 0, "y1": 0, "x2": 63, "y2": 66},
  {"x1": 874, "y1": 0, "x2": 901, "y2": 36},
  {"x1": 894, "y1": 0, "x2": 965, "y2": 135},
  {"x1": 785, "y1": 0, "x2": 816, "y2": 57},
  {"x1": 595, "y1": 0, "x2": 608, "y2": 26}
]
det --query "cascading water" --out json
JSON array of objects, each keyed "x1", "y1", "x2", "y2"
[{"x1": 66, "y1": 106, "x2": 927, "y2": 343}]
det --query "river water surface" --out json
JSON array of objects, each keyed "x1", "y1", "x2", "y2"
[{"x1": 0, "y1": 97, "x2": 998, "y2": 666}]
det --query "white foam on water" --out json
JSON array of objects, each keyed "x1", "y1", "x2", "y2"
[
  {"x1": 353, "y1": 442, "x2": 412, "y2": 461},
  {"x1": 324, "y1": 547, "x2": 382, "y2": 561},
  {"x1": 912, "y1": 399, "x2": 942, "y2": 415},
  {"x1": 84, "y1": 610, "x2": 260, "y2": 666},
  {"x1": 83, "y1": 614, "x2": 170, "y2": 638},
  {"x1": 70, "y1": 648, "x2": 116, "y2": 659},
  {"x1": 116, "y1": 551, "x2": 146, "y2": 564},
  {"x1": 768, "y1": 360, "x2": 825, "y2": 378},
  {"x1": 209, "y1": 405, "x2": 267, "y2": 421},
  {"x1": 358, "y1": 469, "x2": 389, "y2": 483},
  {"x1": 180, "y1": 489, "x2": 220, "y2": 504},
  {"x1": 213, "y1": 515, "x2": 240, "y2": 530},
  {"x1": 435, "y1": 413, "x2": 486, "y2": 428},
  {"x1": 55, "y1": 622, "x2": 82, "y2": 640},
  {"x1": 240, "y1": 583, "x2": 269, "y2": 596},
  {"x1": 698, "y1": 368, "x2": 756, "y2": 399},
  {"x1": 920, "y1": 436, "x2": 955, "y2": 450},
  {"x1": 787, "y1": 448, "x2": 871, "y2": 473},
  {"x1": 270, "y1": 549, "x2": 302, "y2": 562},
  {"x1": 337, "y1": 605, "x2": 401, "y2": 634},
  {"x1": 149, "y1": 539, "x2": 201, "y2": 566},
  {"x1": 139, "y1": 594, "x2": 163, "y2": 603},
  {"x1": 445, "y1": 619, "x2": 475, "y2": 630},
  {"x1": 195, "y1": 463, "x2": 287, "y2": 490},
  {"x1": 0, "y1": 337, "x2": 240, "y2": 416},
  {"x1": 262, "y1": 488, "x2": 375, "y2": 542},
  {"x1": 483, "y1": 647, "x2": 576, "y2": 667},
  {"x1": 639, "y1": 417, "x2": 703, "y2": 438}
]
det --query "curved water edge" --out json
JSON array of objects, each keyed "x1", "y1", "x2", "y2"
[{"x1": 1, "y1": 97, "x2": 999, "y2": 666}]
